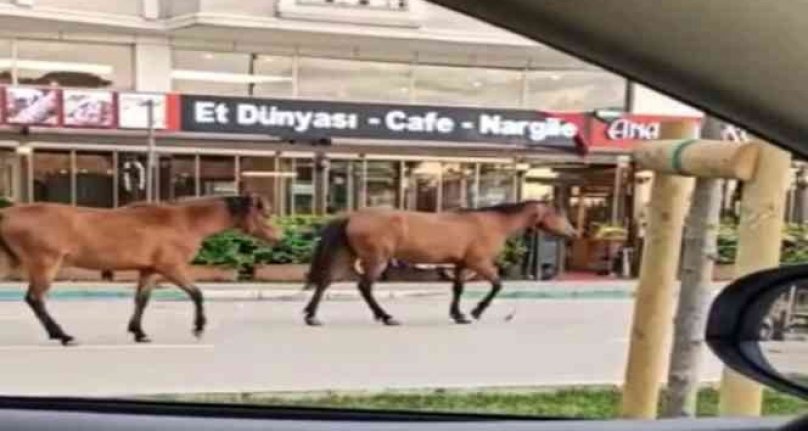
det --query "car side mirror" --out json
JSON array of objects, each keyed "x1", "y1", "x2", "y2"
[{"x1": 706, "y1": 264, "x2": 808, "y2": 399}]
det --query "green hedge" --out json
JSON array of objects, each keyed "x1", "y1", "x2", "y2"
[
  {"x1": 717, "y1": 222, "x2": 808, "y2": 264},
  {"x1": 193, "y1": 215, "x2": 529, "y2": 273}
]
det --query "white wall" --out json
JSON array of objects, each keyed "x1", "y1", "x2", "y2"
[
  {"x1": 630, "y1": 83, "x2": 703, "y2": 117},
  {"x1": 135, "y1": 40, "x2": 171, "y2": 92}
]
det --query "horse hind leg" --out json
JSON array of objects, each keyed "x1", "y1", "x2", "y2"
[
  {"x1": 303, "y1": 281, "x2": 329, "y2": 326},
  {"x1": 25, "y1": 257, "x2": 75, "y2": 345},
  {"x1": 357, "y1": 258, "x2": 398, "y2": 326},
  {"x1": 127, "y1": 270, "x2": 156, "y2": 343}
]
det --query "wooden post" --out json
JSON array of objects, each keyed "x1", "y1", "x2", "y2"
[
  {"x1": 620, "y1": 121, "x2": 697, "y2": 419},
  {"x1": 662, "y1": 117, "x2": 724, "y2": 418},
  {"x1": 719, "y1": 141, "x2": 792, "y2": 417}
]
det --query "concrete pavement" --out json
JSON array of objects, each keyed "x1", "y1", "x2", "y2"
[
  {"x1": 0, "y1": 292, "x2": 726, "y2": 397},
  {"x1": 0, "y1": 279, "x2": 723, "y2": 302}
]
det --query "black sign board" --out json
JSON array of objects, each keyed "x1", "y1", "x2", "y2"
[{"x1": 180, "y1": 95, "x2": 585, "y2": 151}]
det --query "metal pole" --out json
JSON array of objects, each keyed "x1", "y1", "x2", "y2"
[{"x1": 145, "y1": 99, "x2": 156, "y2": 203}]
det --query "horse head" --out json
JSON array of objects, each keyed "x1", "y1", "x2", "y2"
[
  {"x1": 227, "y1": 193, "x2": 283, "y2": 244},
  {"x1": 528, "y1": 201, "x2": 579, "y2": 239}
]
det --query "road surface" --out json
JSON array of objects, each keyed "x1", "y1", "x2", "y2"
[{"x1": 0, "y1": 293, "x2": 725, "y2": 396}]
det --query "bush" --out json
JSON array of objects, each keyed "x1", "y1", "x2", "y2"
[{"x1": 717, "y1": 222, "x2": 808, "y2": 265}]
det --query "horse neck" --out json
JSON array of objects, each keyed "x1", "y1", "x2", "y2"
[
  {"x1": 182, "y1": 200, "x2": 238, "y2": 238},
  {"x1": 491, "y1": 209, "x2": 533, "y2": 237}
]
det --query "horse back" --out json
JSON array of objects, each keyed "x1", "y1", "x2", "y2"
[{"x1": 346, "y1": 209, "x2": 489, "y2": 263}]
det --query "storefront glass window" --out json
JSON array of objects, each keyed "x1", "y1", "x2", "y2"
[
  {"x1": 327, "y1": 160, "x2": 359, "y2": 214},
  {"x1": 118, "y1": 152, "x2": 148, "y2": 206},
  {"x1": 0, "y1": 151, "x2": 16, "y2": 200},
  {"x1": 158, "y1": 155, "x2": 196, "y2": 201},
  {"x1": 403, "y1": 161, "x2": 438, "y2": 211},
  {"x1": 478, "y1": 164, "x2": 516, "y2": 207},
  {"x1": 0, "y1": 39, "x2": 11, "y2": 84},
  {"x1": 172, "y1": 50, "x2": 251, "y2": 96},
  {"x1": 365, "y1": 161, "x2": 399, "y2": 208},
  {"x1": 441, "y1": 162, "x2": 473, "y2": 210},
  {"x1": 16, "y1": 40, "x2": 133, "y2": 89},
  {"x1": 526, "y1": 70, "x2": 626, "y2": 112},
  {"x1": 252, "y1": 55, "x2": 295, "y2": 98},
  {"x1": 200, "y1": 155, "x2": 236, "y2": 196},
  {"x1": 414, "y1": 65, "x2": 522, "y2": 107},
  {"x1": 33, "y1": 150, "x2": 71, "y2": 204},
  {"x1": 291, "y1": 158, "x2": 315, "y2": 215},
  {"x1": 75, "y1": 151, "x2": 114, "y2": 208},
  {"x1": 298, "y1": 57, "x2": 412, "y2": 103},
  {"x1": 240, "y1": 156, "x2": 290, "y2": 215}
]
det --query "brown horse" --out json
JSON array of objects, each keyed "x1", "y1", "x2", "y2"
[
  {"x1": 303, "y1": 200, "x2": 577, "y2": 326},
  {"x1": 0, "y1": 193, "x2": 281, "y2": 345}
]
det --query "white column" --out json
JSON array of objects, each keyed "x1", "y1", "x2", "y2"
[{"x1": 134, "y1": 38, "x2": 172, "y2": 92}]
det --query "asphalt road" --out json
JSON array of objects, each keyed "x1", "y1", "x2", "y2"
[{"x1": 0, "y1": 294, "x2": 725, "y2": 397}]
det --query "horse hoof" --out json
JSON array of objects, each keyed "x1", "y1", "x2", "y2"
[
  {"x1": 470, "y1": 309, "x2": 483, "y2": 320},
  {"x1": 134, "y1": 335, "x2": 152, "y2": 343},
  {"x1": 193, "y1": 329, "x2": 204, "y2": 339},
  {"x1": 381, "y1": 317, "x2": 401, "y2": 326},
  {"x1": 452, "y1": 316, "x2": 472, "y2": 325},
  {"x1": 305, "y1": 316, "x2": 323, "y2": 326},
  {"x1": 60, "y1": 336, "x2": 77, "y2": 346}
]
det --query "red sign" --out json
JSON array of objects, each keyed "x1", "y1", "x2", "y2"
[{"x1": 588, "y1": 114, "x2": 702, "y2": 149}]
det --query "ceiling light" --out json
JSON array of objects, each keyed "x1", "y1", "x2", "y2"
[
  {"x1": 171, "y1": 69, "x2": 292, "y2": 84},
  {"x1": 0, "y1": 59, "x2": 112, "y2": 75}
]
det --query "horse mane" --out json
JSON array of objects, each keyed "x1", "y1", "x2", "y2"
[
  {"x1": 456, "y1": 200, "x2": 551, "y2": 215},
  {"x1": 122, "y1": 196, "x2": 253, "y2": 217}
]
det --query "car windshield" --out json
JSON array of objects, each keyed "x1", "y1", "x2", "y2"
[{"x1": 0, "y1": 0, "x2": 804, "y2": 422}]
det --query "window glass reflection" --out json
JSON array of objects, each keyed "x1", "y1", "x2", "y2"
[
  {"x1": 298, "y1": 57, "x2": 411, "y2": 103},
  {"x1": 252, "y1": 55, "x2": 295, "y2": 98},
  {"x1": 327, "y1": 160, "x2": 359, "y2": 214},
  {"x1": 366, "y1": 161, "x2": 399, "y2": 208},
  {"x1": 16, "y1": 40, "x2": 133, "y2": 89},
  {"x1": 415, "y1": 65, "x2": 522, "y2": 107},
  {"x1": 172, "y1": 50, "x2": 251, "y2": 96},
  {"x1": 33, "y1": 150, "x2": 71, "y2": 204},
  {"x1": 159, "y1": 155, "x2": 196, "y2": 201},
  {"x1": 526, "y1": 70, "x2": 626, "y2": 111},
  {"x1": 200, "y1": 155, "x2": 236, "y2": 196},
  {"x1": 75, "y1": 151, "x2": 114, "y2": 208},
  {"x1": 478, "y1": 164, "x2": 516, "y2": 207}
]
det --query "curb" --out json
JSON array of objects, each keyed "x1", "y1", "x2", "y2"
[{"x1": 0, "y1": 287, "x2": 634, "y2": 302}]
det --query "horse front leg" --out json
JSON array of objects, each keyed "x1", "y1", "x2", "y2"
[
  {"x1": 467, "y1": 261, "x2": 503, "y2": 320},
  {"x1": 357, "y1": 258, "x2": 398, "y2": 326},
  {"x1": 159, "y1": 265, "x2": 206, "y2": 338},
  {"x1": 127, "y1": 270, "x2": 156, "y2": 343}
]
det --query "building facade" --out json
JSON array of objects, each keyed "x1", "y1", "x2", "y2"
[{"x1": 0, "y1": 0, "x2": 730, "y2": 276}]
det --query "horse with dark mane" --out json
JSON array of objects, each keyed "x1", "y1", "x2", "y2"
[
  {"x1": 0, "y1": 193, "x2": 281, "y2": 345},
  {"x1": 302, "y1": 200, "x2": 578, "y2": 326}
]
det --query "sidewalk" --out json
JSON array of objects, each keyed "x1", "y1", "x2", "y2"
[{"x1": 0, "y1": 279, "x2": 648, "y2": 302}]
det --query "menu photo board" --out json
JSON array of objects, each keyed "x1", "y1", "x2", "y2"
[
  {"x1": 4, "y1": 86, "x2": 60, "y2": 126},
  {"x1": 62, "y1": 89, "x2": 115, "y2": 128},
  {"x1": 118, "y1": 92, "x2": 168, "y2": 129}
]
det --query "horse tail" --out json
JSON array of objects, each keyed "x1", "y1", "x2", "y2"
[
  {"x1": 304, "y1": 217, "x2": 352, "y2": 290},
  {"x1": 0, "y1": 212, "x2": 20, "y2": 278}
]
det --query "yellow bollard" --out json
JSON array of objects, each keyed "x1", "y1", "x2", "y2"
[
  {"x1": 719, "y1": 141, "x2": 792, "y2": 416},
  {"x1": 620, "y1": 121, "x2": 697, "y2": 418}
]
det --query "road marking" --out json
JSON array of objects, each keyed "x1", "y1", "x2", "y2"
[{"x1": 0, "y1": 344, "x2": 215, "y2": 351}]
